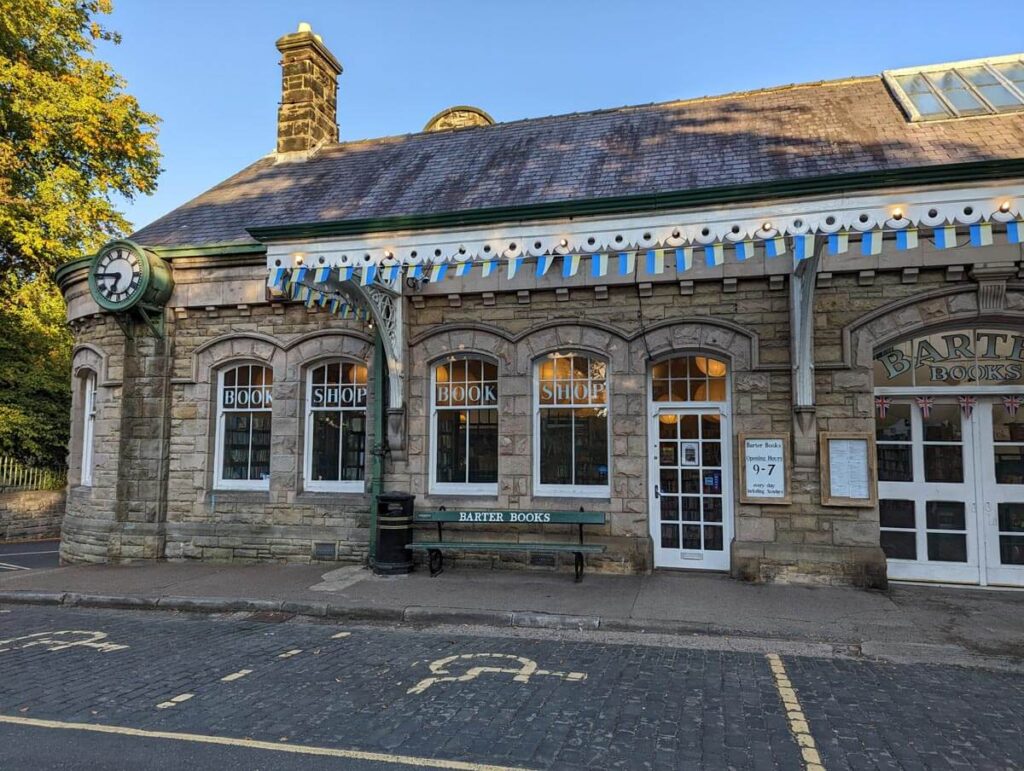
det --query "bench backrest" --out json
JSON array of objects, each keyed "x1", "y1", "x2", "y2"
[{"x1": 415, "y1": 509, "x2": 605, "y2": 526}]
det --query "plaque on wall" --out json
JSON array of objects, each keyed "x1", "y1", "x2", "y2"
[
  {"x1": 738, "y1": 433, "x2": 791, "y2": 505},
  {"x1": 820, "y1": 431, "x2": 877, "y2": 507}
]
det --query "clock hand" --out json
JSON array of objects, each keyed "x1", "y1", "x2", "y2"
[{"x1": 95, "y1": 272, "x2": 121, "y2": 278}]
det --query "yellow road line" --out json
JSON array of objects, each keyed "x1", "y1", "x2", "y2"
[
  {"x1": 0, "y1": 714, "x2": 529, "y2": 770},
  {"x1": 278, "y1": 649, "x2": 302, "y2": 659},
  {"x1": 766, "y1": 653, "x2": 825, "y2": 771},
  {"x1": 220, "y1": 669, "x2": 253, "y2": 682}
]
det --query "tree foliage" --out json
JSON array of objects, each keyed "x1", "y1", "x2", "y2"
[
  {"x1": 0, "y1": 276, "x2": 73, "y2": 467},
  {"x1": 0, "y1": 0, "x2": 160, "y2": 281},
  {"x1": 0, "y1": 1, "x2": 161, "y2": 466}
]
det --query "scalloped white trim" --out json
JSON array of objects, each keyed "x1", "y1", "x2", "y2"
[{"x1": 266, "y1": 183, "x2": 1022, "y2": 269}]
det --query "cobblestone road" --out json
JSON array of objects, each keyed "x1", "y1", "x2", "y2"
[{"x1": 0, "y1": 605, "x2": 1021, "y2": 769}]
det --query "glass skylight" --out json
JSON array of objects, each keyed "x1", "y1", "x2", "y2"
[{"x1": 884, "y1": 55, "x2": 1024, "y2": 121}]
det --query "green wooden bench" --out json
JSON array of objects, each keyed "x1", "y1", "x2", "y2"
[{"x1": 407, "y1": 507, "x2": 606, "y2": 582}]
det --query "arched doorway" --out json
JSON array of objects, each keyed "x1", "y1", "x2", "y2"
[
  {"x1": 648, "y1": 355, "x2": 732, "y2": 570},
  {"x1": 874, "y1": 327, "x2": 1024, "y2": 586}
]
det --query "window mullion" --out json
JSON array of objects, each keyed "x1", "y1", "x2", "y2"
[
  {"x1": 983, "y1": 61, "x2": 1024, "y2": 104},
  {"x1": 922, "y1": 72, "x2": 961, "y2": 117},
  {"x1": 952, "y1": 68, "x2": 997, "y2": 113},
  {"x1": 464, "y1": 408, "x2": 471, "y2": 484}
]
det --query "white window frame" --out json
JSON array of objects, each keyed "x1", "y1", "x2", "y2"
[
  {"x1": 80, "y1": 371, "x2": 97, "y2": 487},
  {"x1": 303, "y1": 360, "x2": 367, "y2": 493},
  {"x1": 533, "y1": 353, "x2": 611, "y2": 499},
  {"x1": 884, "y1": 54, "x2": 1024, "y2": 122},
  {"x1": 213, "y1": 364, "x2": 273, "y2": 492},
  {"x1": 428, "y1": 356, "x2": 499, "y2": 497}
]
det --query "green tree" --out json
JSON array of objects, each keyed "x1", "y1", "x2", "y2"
[
  {"x1": 0, "y1": 0, "x2": 160, "y2": 466},
  {"x1": 0, "y1": 276, "x2": 73, "y2": 467}
]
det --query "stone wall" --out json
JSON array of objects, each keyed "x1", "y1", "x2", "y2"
[
  {"x1": 1, "y1": 490, "x2": 66, "y2": 542},
  {"x1": 55, "y1": 231, "x2": 1023, "y2": 585}
]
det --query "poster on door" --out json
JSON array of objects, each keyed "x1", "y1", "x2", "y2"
[{"x1": 739, "y1": 434, "x2": 791, "y2": 504}]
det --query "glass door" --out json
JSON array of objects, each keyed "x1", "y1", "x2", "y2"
[
  {"x1": 876, "y1": 399, "x2": 982, "y2": 584},
  {"x1": 649, "y1": 407, "x2": 732, "y2": 571},
  {"x1": 977, "y1": 399, "x2": 1024, "y2": 587}
]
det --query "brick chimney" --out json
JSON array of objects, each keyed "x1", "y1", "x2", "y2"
[{"x1": 275, "y1": 22, "x2": 342, "y2": 154}]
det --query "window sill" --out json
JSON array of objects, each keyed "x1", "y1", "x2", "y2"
[
  {"x1": 429, "y1": 484, "x2": 499, "y2": 498},
  {"x1": 532, "y1": 485, "x2": 610, "y2": 500},
  {"x1": 304, "y1": 482, "x2": 366, "y2": 494}
]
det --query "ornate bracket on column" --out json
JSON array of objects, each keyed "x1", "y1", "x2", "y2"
[
  {"x1": 790, "y1": 243, "x2": 821, "y2": 458},
  {"x1": 340, "y1": 273, "x2": 406, "y2": 454}
]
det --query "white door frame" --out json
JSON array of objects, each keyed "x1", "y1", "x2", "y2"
[
  {"x1": 975, "y1": 400, "x2": 1024, "y2": 587},
  {"x1": 647, "y1": 403, "x2": 733, "y2": 571}
]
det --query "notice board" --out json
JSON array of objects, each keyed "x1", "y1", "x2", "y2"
[
  {"x1": 820, "y1": 431, "x2": 877, "y2": 507},
  {"x1": 738, "y1": 433, "x2": 791, "y2": 505}
]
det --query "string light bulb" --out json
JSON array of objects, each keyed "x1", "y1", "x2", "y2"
[
  {"x1": 559, "y1": 238, "x2": 569, "y2": 248},
  {"x1": 762, "y1": 221, "x2": 772, "y2": 232},
  {"x1": 294, "y1": 255, "x2": 304, "y2": 265},
  {"x1": 1000, "y1": 200, "x2": 1012, "y2": 213},
  {"x1": 892, "y1": 208, "x2": 904, "y2": 220}
]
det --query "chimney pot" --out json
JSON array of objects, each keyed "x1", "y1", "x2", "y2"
[{"x1": 275, "y1": 24, "x2": 342, "y2": 155}]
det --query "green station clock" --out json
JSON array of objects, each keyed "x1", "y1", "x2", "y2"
[{"x1": 88, "y1": 239, "x2": 174, "y2": 335}]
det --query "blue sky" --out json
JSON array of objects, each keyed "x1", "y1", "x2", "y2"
[{"x1": 100, "y1": 0, "x2": 1024, "y2": 231}]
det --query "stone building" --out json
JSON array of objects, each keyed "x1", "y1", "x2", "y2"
[{"x1": 55, "y1": 26, "x2": 1024, "y2": 587}]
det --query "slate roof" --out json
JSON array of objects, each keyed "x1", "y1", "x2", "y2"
[{"x1": 131, "y1": 75, "x2": 1024, "y2": 249}]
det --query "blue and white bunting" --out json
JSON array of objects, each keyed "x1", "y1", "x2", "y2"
[
  {"x1": 591, "y1": 253, "x2": 609, "y2": 278},
  {"x1": 970, "y1": 222, "x2": 993, "y2": 247},
  {"x1": 407, "y1": 264, "x2": 424, "y2": 280},
  {"x1": 764, "y1": 236, "x2": 787, "y2": 258},
  {"x1": 895, "y1": 228, "x2": 918, "y2": 250},
  {"x1": 338, "y1": 266, "x2": 355, "y2": 282},
  {"x1": 618, "y1": 252, "x2": 635, "y2": 275},
  {"x1": 382, "y1": 261, "x2": 401, "y2": 282},
  {"x1": 361, "y1": 264, "x2": 377, "y2": 285},
  {"x1": 455, "y1": 261, "x2": 472, "y2": 278},
  {"x1": 507, "y1": 256, "x2": 523, "y2": 280},
  {"x1": 563, "y1": 254, "x2": 582, "y2": 278},
  {"x1": 267, "y1": 267, "x2": 287, "y2": 289},
  {"x1": 1009, "y1": 220, "x2": 1024, "y2": 244},
  {"x1": 675, "y1": 247, "x2": 693, "y2": 272},
  {"x1": 934, "y1": 225, "x2": 957, "y2": 249},
  {"x1": 645, "y1": 249, "x2": 665, "y2": 275},
  {"x1": 704, "y1": 243, "x2": 724, "y2": 267},
  {"x1": 430, "y1": 262, "x2": 448, "y2": 283},
  {"x1": 827, "y1": 231, "x2": 849, "y2": 255},
  {"x1": 734, "y1": 241, "x2": 755, "y2": 261},
  {"x1": 314, "y1": 265, "x2": 331, "y2": 283},
  {"x1": 861, "y1": 230, "x2": 882, "y2": 256},
  {"x1": 792, "y1": 233, "x2": 814, "y2": 261},
  {"x1": 481, "y1": 257, "x2": 498, "y2": 277},
  {"x1": 535, "y1": 254, "x2": 554, "y2": 277}
]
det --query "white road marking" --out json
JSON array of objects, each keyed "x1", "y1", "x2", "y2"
[
  {"x1": 331, "y1": 632, "x2": 351, "y2": 639},
  {"x1": 0, "y1": 631, "x2": 128, "y2": 654},
  {"x1": 408, "y1": 653, "x2": 587, "y2": 695},
  {"x1": 156, "y1": 693, "x2": 194, "y2": 709},
  {"x1": 0, "y1": 562, "x2": 31, "y2": 571},
  {"x1": 277, "y1": 649, "x2": 302, "y2": 659},
  {"x1": 0, "y1": 714, "x2": 527, "y2": 770},
  {"x1": 0, "y1": 550, "x2": 59, "y2": 557},
  {"x1": 220, "y1": 669, "x2": 253, "y2": 682},
  {"x1": 767, "y1": 653, "x2": 825, "y2": 771}
]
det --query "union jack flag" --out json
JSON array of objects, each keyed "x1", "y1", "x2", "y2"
[
  {"x1": 915, "y1": 396, "x2": 935, "y2": 419},
  {"x1": 874, "y1": 396, "x2": 893, "y2": 419},
  {"x1": 958, "y1": 395, "x2": 977, "y2": 419},
  {"x1": 1004, "y1": 395, "x2": 1022, "y2": 417}
]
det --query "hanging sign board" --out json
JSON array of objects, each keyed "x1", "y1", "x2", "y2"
[
  {"x1": 738, "y1": 433, "x2": 790, "y2": 504},
  {"x1": 820, "y1": 432, "x2": 877, "y2": 507}
]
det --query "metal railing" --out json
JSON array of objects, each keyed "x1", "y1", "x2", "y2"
[{"x1": 0, "y1": 457, "x2": 67, "y2": 492}]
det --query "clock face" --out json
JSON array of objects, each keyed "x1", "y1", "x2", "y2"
[{"x1": 91, "y1": 243, "x2": 147, "y2": 310}]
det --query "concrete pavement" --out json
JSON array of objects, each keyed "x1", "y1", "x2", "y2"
[{"x1": 2, "y1": 561, "x2": 1023, "y2": 668}]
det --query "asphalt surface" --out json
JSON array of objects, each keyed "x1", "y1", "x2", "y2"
[
  {"x1": 0, "y1": 540, "x2": 60, "y2": 572},
  {"x1": 0, "y1": 605, "x2": 1022, "y2": 769}
]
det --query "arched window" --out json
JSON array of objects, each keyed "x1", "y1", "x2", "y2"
[
  {"x1": 651, "y1": 356, "x2": 728, "y2": 402},
  {"x1": 431, "y1": 356, "x2": 498, "y2": 494},
  {"x1": 80, "y1": 371, "x2": 98, "y2": 486},
  {"x1": 534, "y1": 353, "x2": 609, "y2": 496},
  {"x1": 215, "y1": 363, "x2": 273, "y2": 490},
  {"x1": 305, "y1": 361, "x2": 368, "y2": 492}
]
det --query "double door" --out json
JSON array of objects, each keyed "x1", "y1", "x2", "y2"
[{"x1": 876, "y1": 396, "x2": 1024, "y2": 586}]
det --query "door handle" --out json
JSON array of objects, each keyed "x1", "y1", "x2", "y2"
[{"x1": 654, "y1": 484, "x2": 660, "y2": 499}]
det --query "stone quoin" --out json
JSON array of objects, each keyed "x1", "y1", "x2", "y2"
[{"x1": 54, "y1": 26, "x2": 1024, "y2": 588}]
